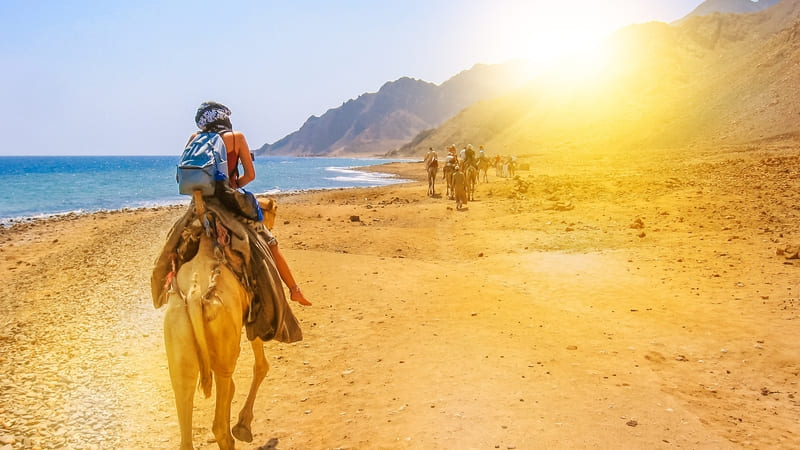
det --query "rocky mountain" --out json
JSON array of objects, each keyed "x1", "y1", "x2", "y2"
[
  {"x1": 390, "y1": 0, "x2": 800, "y2": 158},
  {"x1": 254, "y1": 61, "x2": 531, "y2": 157},
  {"x1": 675, "y1": 0, "x2": 781, "y2": 23}
]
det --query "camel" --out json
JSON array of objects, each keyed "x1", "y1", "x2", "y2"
[
  {"x1": 426, "y1": 160, "x2": 438, "y2": 197},
  {"x1": 162, "y1": 192, "x2": 280, "y2": 450},
  {"x1": 477, "y1": 158, "x2": 489, "y2": 183},
  {"x1": 443, "y1": 164, "x2": 456, "y2": 200},
  {"x1": 465, "y1": 165, "x2": 477, "y2": 202}
]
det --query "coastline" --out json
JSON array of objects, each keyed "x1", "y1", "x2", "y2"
[
  {"x1": 0, "y1": 159, "x2": 420, "y2": 229},
  {"x1": 1, "y1": 149, "x2": 799, "y2": 449}
]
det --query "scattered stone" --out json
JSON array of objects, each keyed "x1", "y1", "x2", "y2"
[
  {"x1": 760, "y1": 387, "x2": 778, "y2": 396},
  {"x1": 777, "y1": 245, "x2": 800, "y2": 259},
  {"x1": 550, "y1": 201, "x2": 574, "y2": 211},
  {"x1": 349, "y1": 215, "x2": 361, "y2": 222},
  {"x1": 629, "y1": 218, "x2": 644, "y2": 229},
  {"x1": 626, "y1": 419, "x2": 638, "y2": 427}
]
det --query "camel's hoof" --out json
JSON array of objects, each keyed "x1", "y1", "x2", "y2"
[{"x1": 232, "y1": 423, "x2": 253, "y2": 443}]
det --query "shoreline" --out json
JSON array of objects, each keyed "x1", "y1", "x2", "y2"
[{"x1": 0, "y1": 160, "x2": 421, "y2": 229}]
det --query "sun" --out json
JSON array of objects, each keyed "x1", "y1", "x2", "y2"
[
  {"x1": 522, "y1": 23, "x2": 609, "y2": 66},
  {"x1": 484, "y1": 1, "x2": 646, "y2": 72}
]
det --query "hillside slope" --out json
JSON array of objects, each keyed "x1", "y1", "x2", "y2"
[{"x1": 391, "y1": 0, "x2": 800, "y2": 157}]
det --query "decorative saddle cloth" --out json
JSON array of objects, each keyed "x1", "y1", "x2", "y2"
[{"x1": 151, "y1": 197, "x2": 302, "y2": 343}]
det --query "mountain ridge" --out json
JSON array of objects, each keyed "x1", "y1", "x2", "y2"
[
  {"x1": 255, "y1": 61, "x2": 531, "y2": 157},
  {"x1": 675, "y1": 0, "x2": 781, "y2": 23}
]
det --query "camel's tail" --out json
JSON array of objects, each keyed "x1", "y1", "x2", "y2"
[{"x1": 186, "y1": 273, "x2": 213, "y2": 398}]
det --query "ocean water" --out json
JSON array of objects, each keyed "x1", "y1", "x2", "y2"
[{"x1": 0, "y1": 156, "x2": 411, "y2": 224}]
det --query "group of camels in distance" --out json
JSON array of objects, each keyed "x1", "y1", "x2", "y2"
[{"x1": 425, "y1": 147, "x2": 518, "y2": 209}]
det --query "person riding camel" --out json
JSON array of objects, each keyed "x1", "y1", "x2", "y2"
[
  {"x1": 188, "y1": 101, "x2": 311, "y2": 306},
  {"x1": 463, "y1": 144, "x2": 477, "y2": 170},
  {"x1": 424, "y1": 147, "x2": 438, "y2": 170},
  {"x1": 478, "y1": 145, "x2": 487, "y2": 163},
  {"x1": 443, "y1": 144, "x2": 458, "y2": 179},
  {"x1": 152, "y1": 101, "x2": 311, "y2": 345},
  {"x1": 447, "y1": 144, "x2": 458, "y2": 160}
]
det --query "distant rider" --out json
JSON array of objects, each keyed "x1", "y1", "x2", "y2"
[
  {"x1": 424, "y1": 147, "x2": 438, "y2": 171},
  {"x1": 463, "y1": 144, "x2": 477, "y2": 170}
]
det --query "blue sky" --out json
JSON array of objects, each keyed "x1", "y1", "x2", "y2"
[{"x1": 0, "y1": 0, "x2": 705, "y2": 155}]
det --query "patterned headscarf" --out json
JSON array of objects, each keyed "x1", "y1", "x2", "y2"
[{"x1": 195, "y1": 101, "x2": 232, "y2": 132}]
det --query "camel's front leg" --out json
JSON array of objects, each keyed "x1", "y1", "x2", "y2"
[
  {"x1": 212, "y1": 375, "x2": 235, "y2": 450},
  {"x1": 164, "y1": 305, "x2": 199, "y2": 450},
  {"x1": 232, "y1": 338, "x2": 269, "y2": 443}
]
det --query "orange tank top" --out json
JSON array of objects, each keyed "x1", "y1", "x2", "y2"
[{"x1": 221, "y1": 131, "x2": 239, "y2": 180}]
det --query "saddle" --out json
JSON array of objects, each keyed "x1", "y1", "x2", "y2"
[{"x1": 151, "y1": 196, "x2": 302, "y2": 343}]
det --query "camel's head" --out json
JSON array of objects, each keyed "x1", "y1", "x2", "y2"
[{"x1": 258, "y1": 198, "x2": 278, "y2": 230}]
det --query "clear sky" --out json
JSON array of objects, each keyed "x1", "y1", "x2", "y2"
[{"x1": 0, "y1": 0, "x2": 705, "y2": 156}]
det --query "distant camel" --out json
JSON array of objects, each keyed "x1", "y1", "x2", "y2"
[
  {"x1": 426, "y1": 159, "x2": 438, "y2": 197},
  {"x1": 161, "y1": 192, "x2": 285, "y2": 450},
  {"x1": 465, "y1": 165, "x2": 477, "y2": 201},
  {"x1": 477, "y1": 158, "x2": 489, "y2": 183},
  {"x1": 443, "y1": 164, "x2": 456, "y2": 200}
]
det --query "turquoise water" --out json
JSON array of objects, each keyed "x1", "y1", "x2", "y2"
[{"x1": 0, "y1": 156, "x2": 411, "y2": 224}]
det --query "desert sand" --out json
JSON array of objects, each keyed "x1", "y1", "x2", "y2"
[{"x1": 1, "y1": 142, "x2": 799, "y2": 449}]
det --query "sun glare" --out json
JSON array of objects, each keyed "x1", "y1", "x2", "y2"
[
  {"x1": 520, "y1": 21, "x2": 610, "y2": 66},
  {"x1": 485, "y1": 1, "x2": 647, "y2": 76},
  {"x1": 550, "y1": 40, "x2": 616, "y2": 86}
]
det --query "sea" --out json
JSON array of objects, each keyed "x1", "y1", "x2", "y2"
[{"x1": 0, "y1": 155, "x2": 413, "y2": 226}]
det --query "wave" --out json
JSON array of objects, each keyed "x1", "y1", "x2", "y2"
[{"x1": 324, "y1": 166, "x2": 405, "y2": 184}]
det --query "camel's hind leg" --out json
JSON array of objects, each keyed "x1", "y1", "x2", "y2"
[
  {"x1": 164, "y1": 304, "x2": 200, "y2": 450},
  {"x1": 233, "y1": 338, "x2": 270, "y2": 442}
]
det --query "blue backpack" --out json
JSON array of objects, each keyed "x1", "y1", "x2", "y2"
[{"x1": 176, "y1": 132, "x2": 229, "y2": 196}]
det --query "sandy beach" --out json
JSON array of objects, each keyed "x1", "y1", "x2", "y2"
[{"x1": 1, "y1": 142, "x2": 799, "y2": 449}]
